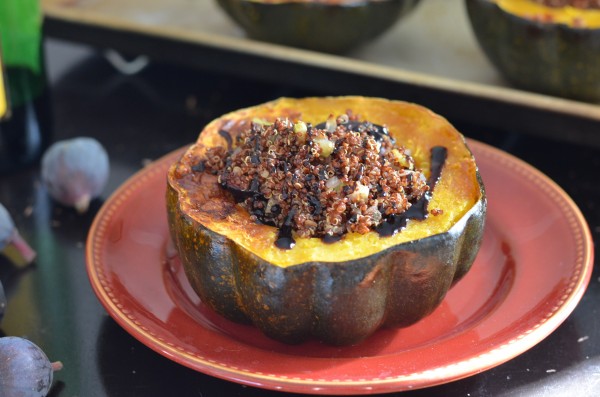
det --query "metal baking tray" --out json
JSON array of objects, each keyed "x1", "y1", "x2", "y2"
[{"x1": 42, "y1": 0, "x2": 600, "y2": 145}]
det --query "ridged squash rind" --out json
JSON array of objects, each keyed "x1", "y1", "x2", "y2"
[
  {"x1": 466, "y1": 0, "x2": 600, "y2": 101},
  {"x1": 216, "y1": 0, "x2": 421, "y2": 53}
]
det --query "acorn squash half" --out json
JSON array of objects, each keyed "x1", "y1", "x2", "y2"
[
  {"x1": 466, "y1": 0, "x2": 600, "y2": 101},
  {"x1": 216, "y1": 0, "x2": 421, "y2": 53},
  {"x1": 167, "y1": 96, "x2": 486, "y2": 345}
]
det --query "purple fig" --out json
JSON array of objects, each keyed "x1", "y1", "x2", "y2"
[
  {"x1": 0, "y1": 337, "x2": 63, "y2": 397},
  {"x1": 0, "y1": 203, "x2": 36, "y2": 267},
  {"x1": 41, "y1": 137, "x2": 109, "y2": 213}
]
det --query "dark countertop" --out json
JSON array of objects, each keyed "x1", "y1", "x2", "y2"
[{"x1": 0, "y1": 38, "x2": 598, "y2": 397}]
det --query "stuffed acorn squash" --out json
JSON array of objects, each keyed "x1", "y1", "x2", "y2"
[
  {"x1": 167, "y1": 96, "x2": 486, "y2": 345},
  {"x1": 467, "y1": 0, "x2": 600, "y2": 101},
  {"x1": 216, "y1": 0, "x2": 421, "y2": 53}
]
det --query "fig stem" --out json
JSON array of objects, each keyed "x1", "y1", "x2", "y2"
[
  {"x1": 51, "y1": 361, "x2": 64, "y2": 372},
  {"x1": 1, "y1": 230, "x2": 37, "y2": 267},
  {"x1": 74, "y1": 194, "x2": 91, "y2": 214}
]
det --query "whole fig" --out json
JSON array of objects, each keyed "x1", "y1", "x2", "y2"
[
  {"x1": 41, "y1": 137, "x2": 109, "y2": 213},
  {"x1": 0, "y1": 203, "x2": 36, "y2": 267},
  {"x1": 0, "y1": 337, "x2": 62, "y2": 397}
]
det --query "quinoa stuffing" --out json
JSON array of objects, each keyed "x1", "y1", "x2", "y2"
[{"x1": 197, "y1": 113, "x2": 436, "y2": 244}]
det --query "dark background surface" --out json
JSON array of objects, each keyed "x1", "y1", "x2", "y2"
[{"x1": 0, "y1": 38, "x2": 598, "y2": 396}]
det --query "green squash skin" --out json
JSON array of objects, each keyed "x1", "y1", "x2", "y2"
[
  {"x1": 466, "y1": 0, "x2": 600, "y2": 102},
  {"x1": 167, "y1": 179, "x2": 486, "y2": 346},
  {"x1": 216, "y1": 0, "x2": 421, "y2": 53}
]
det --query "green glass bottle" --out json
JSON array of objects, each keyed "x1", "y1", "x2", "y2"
[{"x1": 0, "y1": 0, "x2": 52, "y2": 174}]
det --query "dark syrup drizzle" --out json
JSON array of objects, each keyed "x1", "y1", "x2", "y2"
[
  {"x1": 216, "y1": 119, "x2": 447, "y2": 249},
  {"x1": 322, "y1": 234, "x2": 342, "y2": 244},
  {"x1": 191, "y1": 161, "x2": 205, "y2": 173},
  {"x1": 375, "y1": 146, "x2": 448, "y2": 237},
  {"x1": 275, "y1": 207, "x2": 297, "y2": 249},
  {"x1": 218, "y1": 129, "x2": 233, "y2": 151}
]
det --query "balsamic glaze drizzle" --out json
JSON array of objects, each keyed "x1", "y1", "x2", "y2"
[
  {"x1": 322, "y1": 234, "x2": 342, "y2": 244},
  {"x1": 275, "y1": 207, "x2": 297, "y2": 249},
  {"x1": 218, "y1": 129, "x2": 233, "y2": 151},
  {"x1": 375, "y1": 146, "x2": 448, "y2": 237},
  {"x1": 191, "y1": 161, "x2": 205, "y2": 173}
]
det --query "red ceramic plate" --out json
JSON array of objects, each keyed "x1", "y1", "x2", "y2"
[{"x1": 86, "y1": 140, "x2": 593, "y2": 395}]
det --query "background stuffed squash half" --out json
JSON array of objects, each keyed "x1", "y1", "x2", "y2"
[{"x1": 167, "y1": 96, "x2": 486, "y2": 345}]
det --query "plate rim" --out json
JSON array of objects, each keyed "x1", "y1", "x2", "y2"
[{"x1": 86, "y1": 139, "x2": 594, "y2": 394}]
